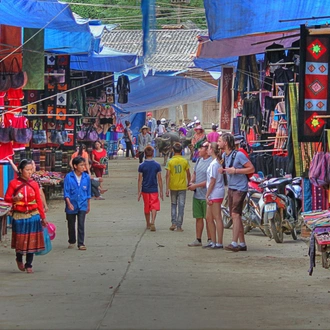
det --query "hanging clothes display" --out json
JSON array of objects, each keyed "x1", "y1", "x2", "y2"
[{"x1": 116, "y1": 74, "x2": 130, "y2": 104}]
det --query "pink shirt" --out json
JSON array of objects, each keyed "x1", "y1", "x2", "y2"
[{"x1": 207, "y1": 131, "x2": 220, "y2": 143}]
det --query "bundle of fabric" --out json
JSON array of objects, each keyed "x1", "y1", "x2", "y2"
[{"x1": 55, "y1": 150, "x2": 62, "y2": 172}]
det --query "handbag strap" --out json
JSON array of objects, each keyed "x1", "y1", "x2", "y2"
[{"x1": 9, "y1": 57, "x2": 21, "y2": 73}]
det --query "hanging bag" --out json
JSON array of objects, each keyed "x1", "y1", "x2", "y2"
[
  {"x1": 11, "y1": 127, "x2": 33, "y2": 144},
  {"x1": 35, "y1": 226, "x2": 52, "y2": 256},
  {"x1": 0, "y1": 115, "x2": 12, "y2": 143},
  {"x1": 0, "y1": 61, "x2": 11, "y2": 92},
  {"x1": 77, "y1": 124, "x2": 88, "y2": 141},
  {"x1": 9, "y1": 57, "x2": 28, "y2": 89},
  {"x1": 32, "y1": 120, "x2": 47, "y2": 145},
  {"x1": 87, "y1": 126, "x2": 98, "y2": 141}
]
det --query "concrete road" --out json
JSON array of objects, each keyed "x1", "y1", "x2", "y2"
[{"x1": 0, "y1": 157, "x2": 329, "y2": 330}]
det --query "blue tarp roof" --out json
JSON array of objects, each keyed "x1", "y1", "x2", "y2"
[
  {"x1": 0, "y1": 0, "x2": 89, "y2": 32},
  {"x1": 114, "y1": 75, "x2": 217, "y2": 114},
  {"x1": 70, "y1": 47, "x2": 138, "y2": 72},
  {"x1": 204, "y1": 0, "x2": 328, "y2": 41},
  {"x1": 0, "y1": 0, "x2": 110, "y2": 54}
]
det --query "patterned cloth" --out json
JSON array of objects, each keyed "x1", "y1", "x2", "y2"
[{"x1": 11, "y1": 214, "x2": 45, "y2": 254}]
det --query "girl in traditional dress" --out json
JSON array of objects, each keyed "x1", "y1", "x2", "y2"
[{"x1": 5, "y1": 159, "x2": 47, "y2": 273}]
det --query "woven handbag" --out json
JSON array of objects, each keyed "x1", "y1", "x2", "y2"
[
  {"x1": 11, "y1": 128, "x2": 33, "y2": 144},
  {"x1": 9, "y1": 57, "x2": 28, "y2": 89},
  {"x1": 0, "y1": 61, "x2": 11, "y2": 92}
]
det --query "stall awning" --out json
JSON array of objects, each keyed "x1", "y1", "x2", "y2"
[
  {"x1": 204, "y1": 0, "x2": 328, "y2": 41},
  {"x1": 70, "y1": 47, "x2": 138, "y2": 72},
  {"x1": 0, "y1": 0, "x2": 111, "y2": 54},
  {"x1": 115, "y1": 75, "x2": 217, "y2": 114}
]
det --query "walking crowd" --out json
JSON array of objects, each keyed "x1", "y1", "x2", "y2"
[{"x1": 4, "y1": 115, "x2": 254, "y2": 273}]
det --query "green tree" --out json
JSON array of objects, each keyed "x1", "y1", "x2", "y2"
[{"x1": 66, "y1": 0, "x2": 206, "y2": 29}]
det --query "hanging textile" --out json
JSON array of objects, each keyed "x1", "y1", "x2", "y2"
[
  {"x1": 23, "y1": 28, "x2": 44, "y2": 90},
  {"x1": 0, "y1": 25, "x2": 21, "y2": 68},
  {"x1": 286, "y1": 83, "x2": 303, "y2": 177},
  {"x1": 219, "y1": 66, "x2": 234, "y2": 131},
  {"x1": 298, "y1": 25, "x2": 329, "y2": 142}
]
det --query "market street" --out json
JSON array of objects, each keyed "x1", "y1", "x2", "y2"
[{"x1": 0, "y1": 157, "x2": 329, "y2": 330}]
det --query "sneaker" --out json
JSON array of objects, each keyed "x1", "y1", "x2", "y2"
[
  {"x1": 78, "y1": 245, "x2": 87, "y2": 250},
  {"x1": 188, "y1": 239, "x2": 202, "y2": 247},
  {"x1": 238, "y1": 245, "x2": 247, "y2": 251},
  {"x1": 169, "y1": 224, "x2": 176, "y2": 231},
  {"x1": 150, "y1": 224, "x2": 156, "y2": 231},
  {"x1": 224, "y1": 244, "x2": 239, "y2": 252},
  {"x1": 175, "y1": 227, "x2": 184, "y2": 232},
  {"x1": 202, "y1": 241, "x2": 213, "y2": 249},
  {"x1": 26, "y1": 267, "x2": 34, "y2": 274},
  {"x1": 68, "y1": 244, "x2": 75, "y2": 249},
  {"x1": 208, "y1": 244, "x2": 223, "y2": 249}
]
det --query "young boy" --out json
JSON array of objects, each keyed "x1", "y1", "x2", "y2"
[
  {"x1": 166, "y1": 142, "x2": 191, "y2": 232},
  {"x1": 64, "y1": 156, "x2": 91, "y2": 250},
  {"x1": 138, "y1": 146, "x2": 163, "y2": 231}
]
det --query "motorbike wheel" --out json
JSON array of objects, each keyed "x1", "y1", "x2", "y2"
[
  {"x1": 221, "y1": 207, "x2": 233, "y2": 229},
  {"x1": 270, "y1": 211, "x2": 284, "y2": 243},
  {"x1": 291, "y1": 228, "x2": 298, "y2": 240},
  {"x1": 244, "y1": 225, "x2": 252, "y2": 234}
]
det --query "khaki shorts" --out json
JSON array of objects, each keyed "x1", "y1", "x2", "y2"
[{"x1": 228, "y1": 189, "x2": 247, "y2": 216}]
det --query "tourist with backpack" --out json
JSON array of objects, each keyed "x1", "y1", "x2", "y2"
[{"x1": 218, "y1": 133, "x2": 254, "y2": 252}]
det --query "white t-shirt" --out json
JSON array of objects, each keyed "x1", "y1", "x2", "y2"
[
  {"x1": 206, "y1": 158, "x2": 225, "y2": 199},
  {"x1": 74, "y1": 173, "x2": 82, "y2": 186},
  {"x1": 157, "y1": 124, "x2": 165, "y2": 136}
]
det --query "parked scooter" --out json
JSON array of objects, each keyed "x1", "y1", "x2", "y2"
[
  {"x1": 241, "y1": 174, "x2": 268, "y2": 235},
  {"x1": 260, "y1": 176, "x2": 302, "y2": 243}
]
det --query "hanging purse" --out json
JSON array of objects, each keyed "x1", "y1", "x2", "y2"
[
  {"x1": 0, "y1": 127, "x2": 13, "y2": 143},
  {"x1": 9, "y1": 57, "x2": 28, "y2": 89},
  {"x1": 87, "y1": 127, "x2": 98, "y2": 141},
  {"x1": 32, "y1": 120, "x2": 47, "y2": 145},
  {"x1": 77, "y1": 125, "x2": 87, "y2": 141},
  {"x1": 0, "y1": 61, "x2": 11, "y2": 92},
  {"x1": 11, "y1": 127, "x2": 33, "y2": 144}
]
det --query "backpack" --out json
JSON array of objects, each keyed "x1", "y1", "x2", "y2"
[
  {"x1": 223, "y1": 150, "x2": 252, "y2": 185},
  {"x1": 309, "y1": 152, "x2": 330, "y2": 188}
]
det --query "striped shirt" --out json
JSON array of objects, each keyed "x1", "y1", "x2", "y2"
[{"x1": 194, "y1": 156, "x2": 212, "y2": 199}]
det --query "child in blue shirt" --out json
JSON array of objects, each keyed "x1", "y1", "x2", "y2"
[
  {"x1": 64, "y1": 156, "x2": 91, "y2": 250},
  {"x1": 138, "y1": 146, "x2": 163, "y2": 231}
]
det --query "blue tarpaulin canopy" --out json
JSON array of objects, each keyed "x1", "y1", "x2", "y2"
[
  {"x1": 204, "y1": 0, "x2": 328, "y2": 41},
  {"x1": 114, "y1": 75, "x2": 217, "y2": 114},
  {"x1": 70, "y1": 47, "x2": 138, "y2": 72},
  {"x1": 0, "y1": 0, "x2": 109, "y2": 54}
]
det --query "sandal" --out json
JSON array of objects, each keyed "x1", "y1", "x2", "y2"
[
  {"x1": 16, "y1": 259, "x2": 25, "y2": 272},
  {"x1": 78, "y1": 245, "x2": 87, "y2": 250}
]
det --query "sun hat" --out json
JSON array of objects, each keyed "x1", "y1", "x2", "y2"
[
  {"x1": 194, "y1": 125, "x2": 204, "y2": 132},
  {"x1": 140, "y1": 125, "x2": 149, "y2": 132},
  {"x1": 47, "y1": 222, "x2": 57, "y2": 241}
]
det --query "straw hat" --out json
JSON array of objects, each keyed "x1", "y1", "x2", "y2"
[
  {"x1": 140, "y1": 125, "x2": 149, "y2": 132},
  {"x1": 194, "y1": 125, "x2": 204, "y2": 132}
]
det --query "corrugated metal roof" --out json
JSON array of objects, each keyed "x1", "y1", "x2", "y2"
[{"x1": 102, "y1": 29, "x2": 208, "y2": 72}]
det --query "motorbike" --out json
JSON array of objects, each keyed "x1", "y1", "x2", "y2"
[
  {"x1": 222, "y1": 172, "x2": 266, "y2": 230},
  {"x1": 260, "y1": 176, "x2": 302, "y2": 243},
  {"x1": 241, "y1": 174, "x2": 268, "y2": 235}
]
